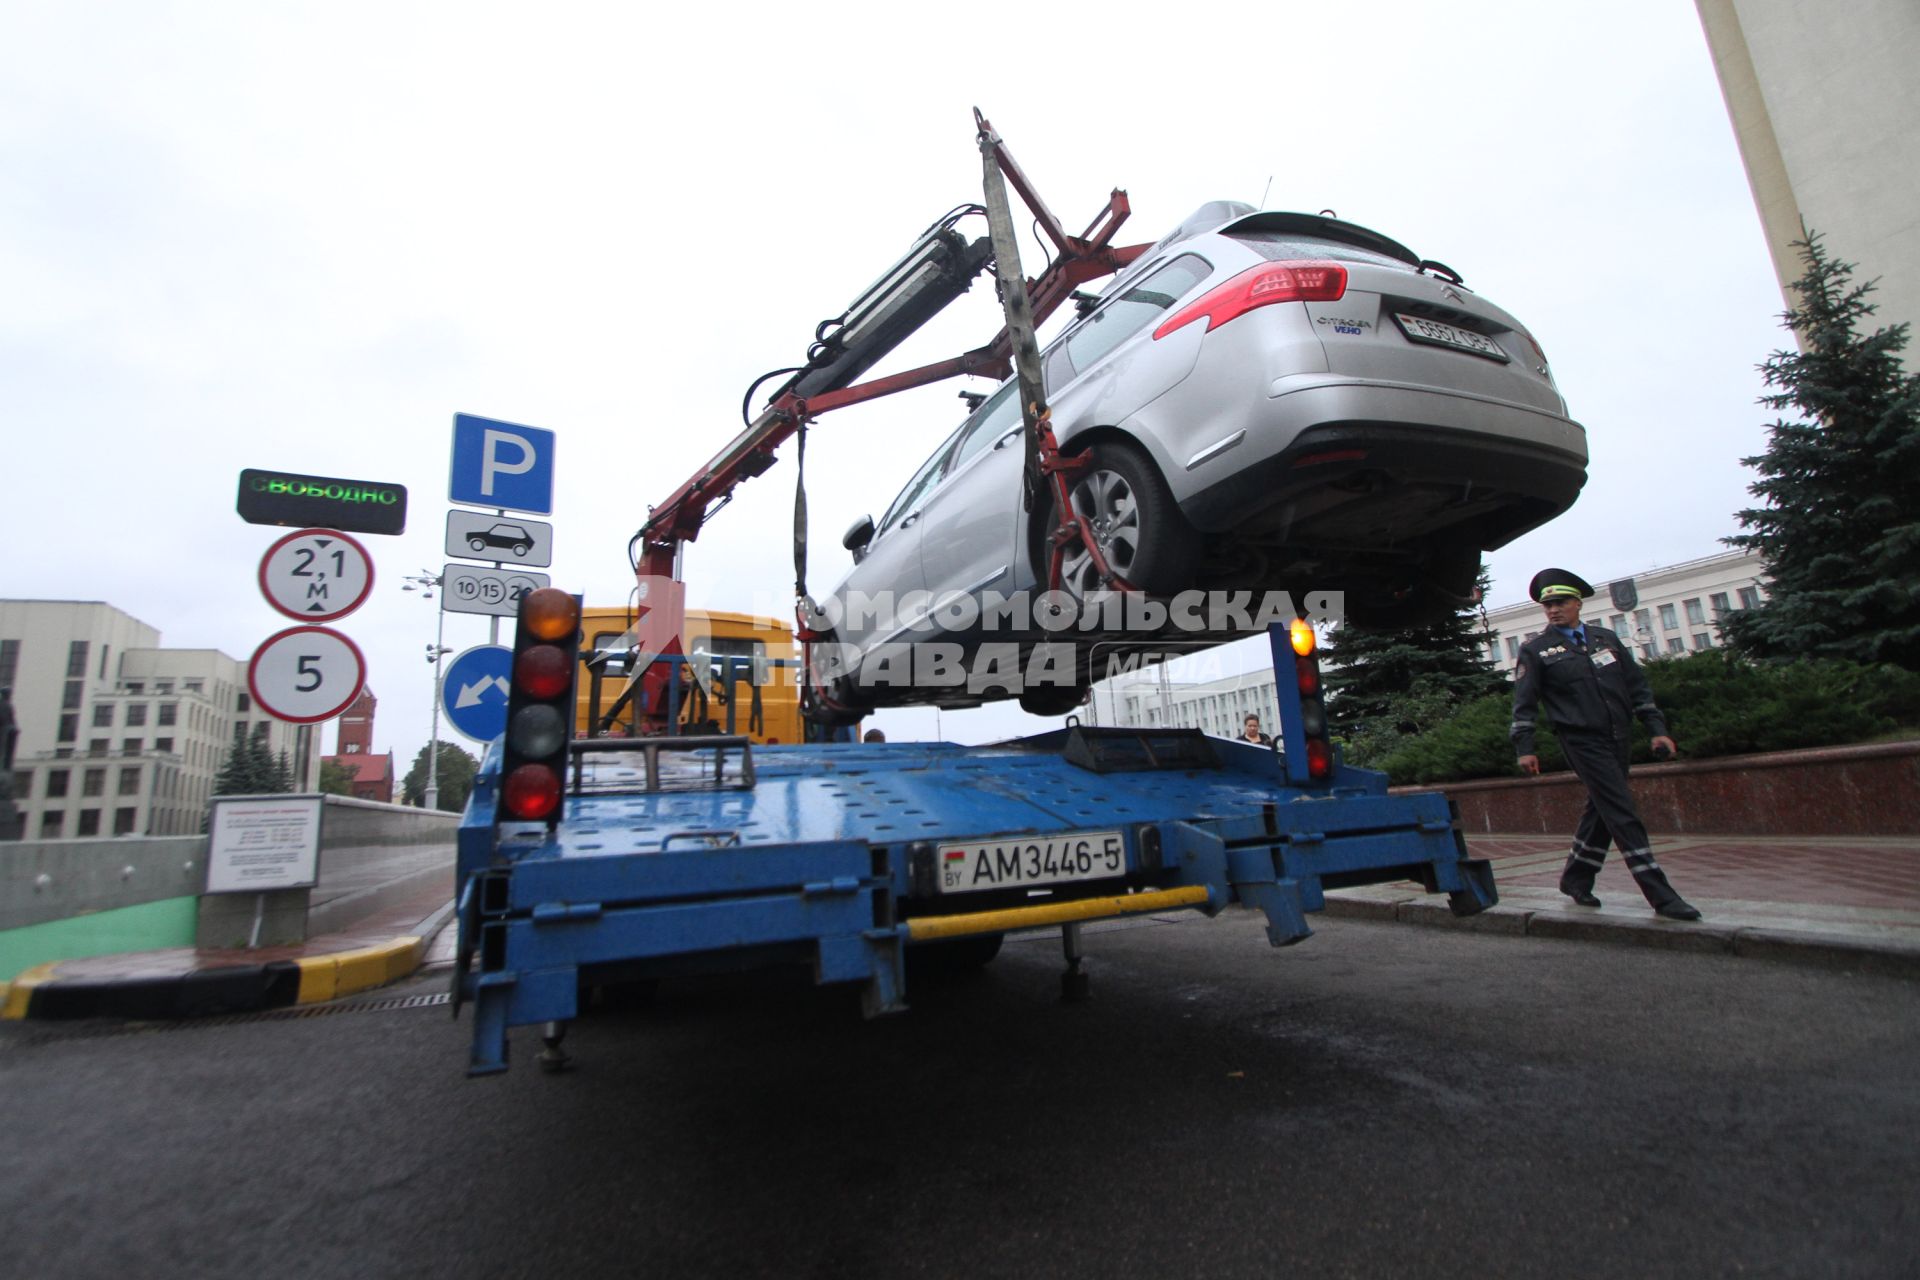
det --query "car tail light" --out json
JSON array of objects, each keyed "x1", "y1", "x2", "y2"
[
  {"x1": 500, "y1": 587, "x2": 582, "y2": 824},
  {"x1": 1154, "y1": 261, "x2": 1347, "y2": 340}
]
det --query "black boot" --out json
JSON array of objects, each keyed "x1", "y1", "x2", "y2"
[{"x1": 1558, "y1": 871, "x2": 1601, "y2": 908}]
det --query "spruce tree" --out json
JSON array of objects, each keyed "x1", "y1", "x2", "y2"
[
  {"x1": 1326, "y1": 564, "x2": 1507, "y2": 761},
  {"x1": 1724, "y1": 228, "x2": 1920, "y2": 668}
]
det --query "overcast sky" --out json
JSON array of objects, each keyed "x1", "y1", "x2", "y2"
[{"x1": 1, "y1": 1, "x2": 1788, "y2": 761}]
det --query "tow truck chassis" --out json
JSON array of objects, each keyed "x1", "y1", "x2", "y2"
[{"x1": 453, "y1": 717, "x2": 1495, "y2": 1077}]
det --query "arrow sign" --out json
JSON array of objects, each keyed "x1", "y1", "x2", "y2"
[
  {"x1": 442, "y1": 645, "x2": 515, "y2": 743},
  {"x1": 258, "y1": 528, "x2": 374, "y2": 622}
]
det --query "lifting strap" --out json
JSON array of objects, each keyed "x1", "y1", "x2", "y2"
[{"x1": 976, "y1": 117, "x2": 1133, "y2": 595}]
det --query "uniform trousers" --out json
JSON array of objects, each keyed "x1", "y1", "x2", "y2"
[{"x1": 1557, "y1": 725, "x2": 1681, "y2": 909}]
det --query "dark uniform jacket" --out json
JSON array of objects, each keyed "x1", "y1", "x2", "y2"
[{"x1": 1510, "y1": 624, "x2": 1667, "y2": 756}]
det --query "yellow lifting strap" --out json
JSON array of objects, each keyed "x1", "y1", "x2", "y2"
[{"x1": 905, "y1": 885, "x2": 1213, "y2": 943}]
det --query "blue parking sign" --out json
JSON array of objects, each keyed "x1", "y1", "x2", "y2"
[{"x1": 450, "y1": 413, "x2": 555, "y2": 515}]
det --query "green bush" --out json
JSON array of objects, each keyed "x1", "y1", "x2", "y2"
[{"x1": 1360, "y1": 651, "x2": 1920, "y2": 785}]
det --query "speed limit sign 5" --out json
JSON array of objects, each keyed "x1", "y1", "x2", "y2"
[{"x1": 248, "y1": 625, "x2": 367, "y2": 724}]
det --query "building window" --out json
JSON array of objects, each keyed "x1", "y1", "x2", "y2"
[
  {"x1": 1710, "y1": 592, "x2": 1730, "y2": 615},
  {"x1": 254, "y1": 721, "x2": 270, "y2": 742},
  {"x1": 88, "y1": 738, "x2": 108, "y2": 756},
  {"x1": 0, "y1": 638, "x2": 19, "y2": 687},
  {"x1": 1641, "y1": 646, "x2": 1657, "y2": 661},
  {"x1": 1738, "y1": 586, "x2": 1761, "y2": 609},
  {"x1": 158, "y1": 703, "x2": 177, "y2": 727},
  {"x1": 114, "y1": 808, "x2": 137, "y2": 836},
  {"x1": 1505, "y1": 636, "x2": 1520, "y2": 660},
  {"x1": 118, "y1": 766, "x2": 141, "y2": 796},
  {"x1": 126, "y1": 703, "x2": 147, "y2": 727},
  {"x1": 46, "y1": 768, "x2": 69, "y2": 798},
  {"x1": 12, "y1": 769, "x2": 30, "y2": 797},
  {"x1": 124, "y1": 682, "x2": 143, "y2": 695},
  {"x1": 1684, "y1": 598, "x2": 1705, "y2": 626},
  {"x1": 155, "y1": 681, "x2": 173, "y2": 695},
  {"x1": 76, "y1": 809, "x2": 100, "y2": 836},
  {"x1": 155, "y1": 737, "x2": 174, "y2": 754},
  {"x1": 185, "y1": 680, "x2": 203, "y2": 693},
  {"x1": 1634, "y1": 608, "x2": 1652, "y2": 635},
  {"x1": 40, "y1": 811, "x2": 63, "y2": 838},
  {"x1": 1693, "y1": 633, "x2": 1712, "y2": 651},
  {"x1": 1610, "y1": 614, "x2": 1626, "y2": 632},
  {"x1": 237, "y1": 693, "x2": 251, "y2": 713},
  {"x1": 122, "y1": 738, "x2": 141, "y2": 754},
  {"x1": 63, "y1": 681, "x2": 83, "y2": 710},
  {"x1": 58, "y1": 714, "x2": 78, "y2": 743},
  {"x1": 82, "y1": 768, "x2": 106, "y2": 797},
  {"x1": 67, "y1": 640, "x2": 89, "y2": 679},
  {"x1": 1667, "y1": 638, "x2": 1686, "y2": 654},
  {"x1": 1658, "y1": 603, "x2": 1678, "y2": 630}
]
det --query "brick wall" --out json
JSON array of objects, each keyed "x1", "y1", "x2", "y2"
[{"x1": 1401, "y1": 741, "x2": 1920, "y2": 837}]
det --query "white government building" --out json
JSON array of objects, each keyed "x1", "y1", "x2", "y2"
[
  {"x1": 1095, "y1": 549, "x2": 1768, "y2": 735},
  {"x1": 2, "y1": 600, "x2": 321, "y2": 840}
]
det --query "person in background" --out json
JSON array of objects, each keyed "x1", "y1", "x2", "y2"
[
  {"x1": 1240, "y1": 713, "x2": 1273, "y2": 747},
  {"x1": 1510, "y1": 567, "x2": 1700, "y2": 921},
  {"x1": 862, "y1": 728, "x2": 886, "y2": 743}
]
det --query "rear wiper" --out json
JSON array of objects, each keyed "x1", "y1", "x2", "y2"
[{"x1": 1416, "y1": 259, "x2": 1467, "y2": 287}]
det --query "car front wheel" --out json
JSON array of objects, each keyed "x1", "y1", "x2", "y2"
[{"x1": 1046, "y1": 440, "x2": 1199, "y2": 601}]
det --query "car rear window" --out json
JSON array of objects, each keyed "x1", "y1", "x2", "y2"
[
  {"x1": 1064, "y1": 253, "x2": 1212, "y2": 372},
  {"x1": 1228, "y1": 231, "x2": 1415, "y2": 271}
]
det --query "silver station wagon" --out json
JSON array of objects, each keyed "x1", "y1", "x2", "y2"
[{"x1": 814, "y1": 200, "x2": 1587, "y2": 720}]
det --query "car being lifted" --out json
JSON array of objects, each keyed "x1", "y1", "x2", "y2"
[{"x1": 812, "y1": 201, "x2": 1587, "y2": 720}]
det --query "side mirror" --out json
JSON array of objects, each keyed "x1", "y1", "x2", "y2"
[{"x1": 842, "y1": 515, "x2": 875, "y2": 559}]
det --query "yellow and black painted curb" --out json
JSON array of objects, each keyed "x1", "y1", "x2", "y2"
[{"x1": 1, "y1": 936, "x2": 427, "y2": 1022}]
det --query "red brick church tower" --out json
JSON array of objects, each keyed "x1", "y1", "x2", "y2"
[{"x1": 324, "y1": 688, "x2": 394, "y2": 803}]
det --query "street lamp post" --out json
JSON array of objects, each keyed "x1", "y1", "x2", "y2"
[{"x1": 403, "y1": 572, "x2": 452, "y2": 810}]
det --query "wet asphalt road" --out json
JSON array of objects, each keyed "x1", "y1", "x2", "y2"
[{"x1": 2, "y1": 912, "x2": 1915, "y2": 1279}]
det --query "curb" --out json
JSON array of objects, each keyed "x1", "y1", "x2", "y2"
[
  {"x1": 1, "y1": 900, "x2": 457, "y2": 1022},
  {"x1": 1322, "y1": 894, "x2": 1920, "y2": 977}
]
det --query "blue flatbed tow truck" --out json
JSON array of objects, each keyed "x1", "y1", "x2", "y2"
[
  {"x1": 452, "y1": 616, "x2": 1496, "y2": 1076},
  {"x1": 449, "y1": 120, "x2": 1499, "y2": 1074}
]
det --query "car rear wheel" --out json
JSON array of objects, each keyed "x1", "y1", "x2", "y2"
[{"x1": 1046, "y1": 441, "x2": 1199, "y2": 600}]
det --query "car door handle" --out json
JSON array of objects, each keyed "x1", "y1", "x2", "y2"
[
  {"x1": 993, "y1": 429, "x2": 1022, "y2": 449},
  {"x1": 901, "y1": 514, "x2": 920, "y2": 528}
]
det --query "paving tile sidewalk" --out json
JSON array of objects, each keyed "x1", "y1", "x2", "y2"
[
  {"x1": 1326, "y1": 833, "x2": 1920, "y2": 974},
  {"x1": 2, "y1": 877, "x2": 457, "y2": 1021}
]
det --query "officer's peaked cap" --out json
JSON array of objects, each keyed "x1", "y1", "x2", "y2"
[{"x1": 1529, "y1": 568, "x2": 1594, "y2": 602}]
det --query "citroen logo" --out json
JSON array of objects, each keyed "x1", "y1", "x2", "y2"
[{"x1": 1441, "y1": 285, "x2": 1465, "y2": 304}]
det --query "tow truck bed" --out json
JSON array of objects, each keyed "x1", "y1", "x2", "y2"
[{"x1": 453, "y1": 726, "x2": 1495, "y2": 1075}]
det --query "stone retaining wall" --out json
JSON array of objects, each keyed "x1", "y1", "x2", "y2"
[{"x1": 1402, "y1": 740, "x2": 1920, "y2": 837}]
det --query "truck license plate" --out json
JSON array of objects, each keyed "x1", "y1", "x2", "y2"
[
  {"x1": 936, "y1": 830, "x2": 1126, "y2": 894},
  {"x1": 1393, "y1": 313, "x2": 1510, "y2": 361}
]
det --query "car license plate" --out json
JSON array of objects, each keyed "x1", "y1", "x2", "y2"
[
  {"x1": 1393, "y1": 313, "x2": 1510, "y2": 362},
  {"x1": 936, "y1": 830, "x2": 1126, "y2": 894}
]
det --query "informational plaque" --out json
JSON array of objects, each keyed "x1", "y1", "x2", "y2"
[{"x1": 205, "y1": 795, "x2": 324, "y2": 894}]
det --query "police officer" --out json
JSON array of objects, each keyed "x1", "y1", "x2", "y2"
[{"x1": 1510, "y1": 569, "x2": 1701, "y2": 921}]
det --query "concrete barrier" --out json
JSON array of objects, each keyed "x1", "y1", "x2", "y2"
[
  {"x1": 1402, "y1": 740, "x2": 1920, "y2": 838},
  {"x1": 0, "y1": 835, "x2": 207, "y2": 932}
]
